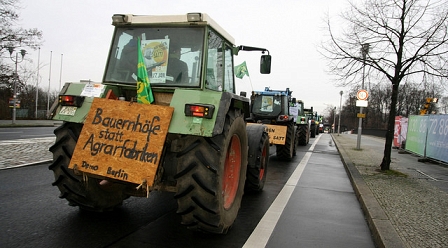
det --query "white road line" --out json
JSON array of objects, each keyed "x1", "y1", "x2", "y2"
[
  {"x1": 20, "y1": 134, "x2": 53, "y2": 137},
  {"x1": 0, "y1": 160, "x2": 52, "y2": 170},
  {"x1": 416, "y1": 169, "x2": 438, "y2": 181},
  {"x1": 243, "y1": 135, "x2": 322, "y2": 248},
  {"x1": 0, "y1": 137, "x2": 55, "y2": 145}
]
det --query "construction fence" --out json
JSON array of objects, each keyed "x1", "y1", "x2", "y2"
[{"x1": 395, "y1": 115, "x2": 448, "y2": 164}]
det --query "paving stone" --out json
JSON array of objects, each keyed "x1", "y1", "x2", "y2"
[{"x1": 333, "y1": 134, "x2": 448, "y2": 248}]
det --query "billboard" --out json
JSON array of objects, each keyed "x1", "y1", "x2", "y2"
[{"x1": 406, "y1": 115, "x2": 448, "y2": 163}]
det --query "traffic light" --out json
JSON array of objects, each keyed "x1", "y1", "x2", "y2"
[{"x1": 420, "y1": 97, "x2": 438, "y2": 115}]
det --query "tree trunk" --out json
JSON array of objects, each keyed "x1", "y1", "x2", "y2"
[{"x1": 381, "y1": 81, "x2": 400, "y2": 170}]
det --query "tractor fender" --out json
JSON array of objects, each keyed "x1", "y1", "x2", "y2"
[{"x1": 212, "y1": 92, "x2": 250, "y2": 136}]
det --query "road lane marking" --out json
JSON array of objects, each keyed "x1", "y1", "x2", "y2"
[
  {"x1": 243, "y1": 135, "x2": 322, "y2": 248},
  {"x1": 20, "y1": 134, "x2": 53, "y2": 138},
  {"x1": 416, "y1": 169, "x2": 438, "y2": 181},
  {"x1": 0, "y1": 137, "x2": 55, "y2": 145}
]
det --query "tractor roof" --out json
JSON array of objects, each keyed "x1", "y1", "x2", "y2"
[
  {"x1": 252, "y1": 87, "x2": 292, "y2": 96},
  {"x1": 111, "y1": 13, "x2": 235, "y2": 45}
]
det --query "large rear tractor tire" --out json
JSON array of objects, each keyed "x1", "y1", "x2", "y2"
[
  {"x1": 298, "y1": 124, "x2": 310, "y2": 146},
  {"x1": 49, "y1": 122, "x2": 128, "y2": 211},
  {"x1": 245, "y1": 126, "x2": 270, "y2": 192},
  {"x1": 276, "y1": 122, "x2": 295, "y2": 160},
  {"x1": 174, "y1": 110, "x2": 248, "y2": 234}
]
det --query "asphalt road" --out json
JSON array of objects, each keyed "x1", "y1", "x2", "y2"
[
  {"x1": 0, "y1": 149, "x2": 297, "y2": 248},
  {"x1": 0, "y1": 134, "x2": 375, "y2": 248}
]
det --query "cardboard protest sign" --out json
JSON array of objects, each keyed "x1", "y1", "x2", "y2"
[{"x1": 69, "y1": 98, "x2": 173, "y2": 186}]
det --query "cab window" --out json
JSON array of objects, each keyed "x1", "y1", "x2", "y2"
[
  {"x1": 223, "y1": 45, "x2": 235, "y2": 93},
  {"x1": 206, "y1": 30, "x2": 223, "y2": 91}
]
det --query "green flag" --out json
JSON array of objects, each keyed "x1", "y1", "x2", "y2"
[
  {"x1": 235, "y1": 61, "x2": 249, "y2": 79},
  {"x1": 137, "y1": 38, "x2": 154, "y2": 104}
]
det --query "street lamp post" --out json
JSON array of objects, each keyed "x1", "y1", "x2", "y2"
[
  {"x1": 357, "y1": 43, "x2": 370, "y2": 149},
  {"x1": 333, "y1": 107, "x2": 336, "y2": 133},
  {"x1": 338, "y1": 91, "x2": 343, "y2": 135},
  {"x1": 35, "y1": 47, "x2": 40, "y2": 119},
  {"x1": 47, "y1": 51, "x2": 52, "y2": 119},
  {"x1": 7, "y1": 47, "x2": 26, "y2": 124},
  {"x1": 59, "y1": 53, "x2": 63, "y2": 90}
]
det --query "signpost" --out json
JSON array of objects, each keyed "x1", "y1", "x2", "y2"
[
  {"x1": 357, "y1": 89, "x2": 368, "y2": 101},
  {"x1": 356, "y1": 89, "x2": 368, "y2": 149}
]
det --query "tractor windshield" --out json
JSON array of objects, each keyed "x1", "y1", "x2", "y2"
[
  {"x1": 104, "y1": 26, "x2": 205, "y2": 87},
  {"x1": 251, "y1": 94, "x2": 283, "y2": 117}
]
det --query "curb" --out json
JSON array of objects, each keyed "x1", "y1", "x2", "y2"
[
  {"x1": 0, "y1": 160, "x2": 52, "y2": 170},
  {"x1": 331, "y1": 134, "x2": 405, "y2": 248},
  {"x1": 0, "y1": 121, "x2": 62, "y2": 128}
]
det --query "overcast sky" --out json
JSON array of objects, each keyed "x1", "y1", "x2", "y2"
[{"x1": 19, "y1": 0, "x2": 350, "y2": 116}]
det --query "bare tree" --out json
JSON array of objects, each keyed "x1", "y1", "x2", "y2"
[
  {"x1": 321, "y1": 0, "x2": 448, "y2": 170},
  {"x1": 0, "y1": 0, "x2": 42, "y2": 53},
  {"x1": 440, "y1": 96, "x2": 448, "y2": 113},
  {"x1": 0, "y1": 0, "x2": 43, "y2": 89},
  {"x1": 0, "y1": 0, "x2": 43, "y2": 119}
]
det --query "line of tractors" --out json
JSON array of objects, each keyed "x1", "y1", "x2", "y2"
[
  {"x1": 247, "y1": 87, "x2": 322, "y2": 161},
  {"x1": 48, "y1": 12, "x2": 325, "y2": 234}
]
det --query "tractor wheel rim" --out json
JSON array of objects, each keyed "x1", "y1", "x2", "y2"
[{"x1": 223, "y1": 134, "x2": 241, "y2": 210}]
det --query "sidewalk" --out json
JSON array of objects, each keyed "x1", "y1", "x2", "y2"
[
  {"x1": 0, "y1": 137, "x2": 54, "y2": 170},
  {"x1": 0, "y1": 120, "x2": 56, "y2": 169},
  {"x1": 333, "y1": 133, "x2": 448, "y2": 248}
]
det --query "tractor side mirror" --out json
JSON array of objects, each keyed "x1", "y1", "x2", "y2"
[{"x1": 260, "y1": 55, "x2": 271, "y2": 74}]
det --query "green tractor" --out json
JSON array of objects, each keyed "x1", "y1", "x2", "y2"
[
  {"x1": 247, "y1": 87, "x2": 298, "y2": 160},
  {"x1": 49, "y1": 13, "x2": 271, "y2": 234},
  {"x1": 302, "y1": 106, "x2": 318, "y2": 138},
  {"x1": 317, "y1": 115, "x2": 324, "y2": 133},
  {"x1": 293, "y1": 100, "x2": 311, "y2": 145}
]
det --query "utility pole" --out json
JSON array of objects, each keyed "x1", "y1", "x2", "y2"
[
  {"x1": 35, "y1": 48, "x2": 40, "y2": 119},
  {"x1": 338, "y1": 91, "x2": 343, "y2": 135},
  {"x1": 47, "y1": 51, "x2": 52, "y2": 119},
  {"x1": 59, "y1": 53, "x2": 63, "y2": 89},
  {"x1": 333, "y1": 107, "x2": 336, "y2": 133}
]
